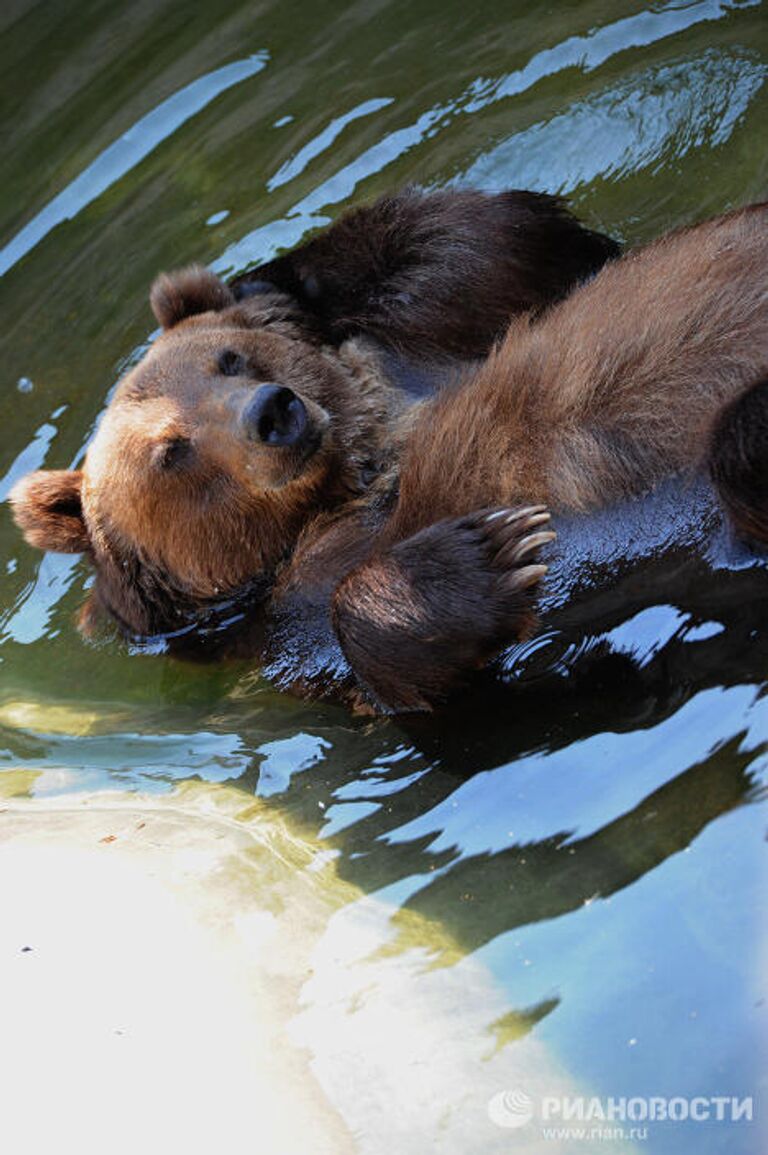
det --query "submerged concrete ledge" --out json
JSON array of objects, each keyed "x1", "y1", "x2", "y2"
[{"x1": 0, "y1": 784, "x2": 603, "y2": 1155}]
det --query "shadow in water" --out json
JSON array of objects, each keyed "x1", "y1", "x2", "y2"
[{"x1": 215, "y1": 539, "x2": 766, "y2": 965}]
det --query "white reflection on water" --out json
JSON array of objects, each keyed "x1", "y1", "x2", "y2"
[
  {"x1": 0, "y1": 53, "x2": 268, "y2": 277},
  {"x1": 268, "y1": 97, "x2": 394, "y2": 191},
  {"x1": 383, "y1": 684, "x2": 768, "y2": 857},
  {"x1": 212, "y1": 98, "x2": 454, "y2": 273},
  {"x1": 0, "y1": 552, "x2": 80, "y2": 647},
  {"x1": 0, "y1": 728, "x2": 250, "y2": 792},
  {"x1": 214, "y1": 0, "x2": 757, "y2": 273},
  {"x1": 256, "y1": 731, "x2": 331, "y2": 797},
  {"x1": 462, "y1": 0, "x2": 758, "y2": 108},
  {"x1": 462, "y1": 49, "x2": 767, "y2": 194}
]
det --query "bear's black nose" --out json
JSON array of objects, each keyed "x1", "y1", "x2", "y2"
[{"x1": 241, "y1": 384, "x2": 308, "y2": 447}]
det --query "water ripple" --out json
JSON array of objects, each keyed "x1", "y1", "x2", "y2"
[
  {"x1": 462, "y1": 49, "x2": 766, "y2": 194},
  {"x1": 214, "y1": 0, "x2": 757, "y2": 274},
  {"x1": 0, "y1": 53, "x2": 268, "y2": 278},
  {"x1": 267, "y1": 97, "x2": 394, "y2": 191}
]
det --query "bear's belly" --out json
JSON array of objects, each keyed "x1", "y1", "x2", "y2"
[
  {"x1": 541, "y1": 471, "x2": 726, "y2": 612},
  {"x1": 501, "y1": 471, "x2": 765, "y2": 685}
]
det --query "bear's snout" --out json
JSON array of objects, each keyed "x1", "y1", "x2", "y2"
[{"x1": 241, "y1": 384, "x2": 308, "y2": 448}]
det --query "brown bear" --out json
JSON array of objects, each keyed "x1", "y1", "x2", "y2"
[
  {"x1": 10, "y1": 192, "x2": 768, "y2": 713},
  {"x1": 8, "y1": 186, "x2": 618, "y2": 635}
]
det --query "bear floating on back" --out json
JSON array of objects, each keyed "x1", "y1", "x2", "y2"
[
  {"x1": 9, "y1": 188, "x2": 768, "y2": 712},
  {"x1": 10, "y1": 187, "x2": 618, "y2": 639}
]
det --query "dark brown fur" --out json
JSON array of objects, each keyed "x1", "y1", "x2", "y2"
[
  {"x1": 237, "y1": 186, "x2": 620, "y2": 358},
  {"x1": 383, "y1": 205, "x2": 768, "y2": 535},
  {"x1": 709, "y1": 376, "x2": 768, "y2": 544}
]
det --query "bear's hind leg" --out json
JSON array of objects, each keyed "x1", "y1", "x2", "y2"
[{"x1": 709, "y1": 377, "x2": 768, "y2": 547}]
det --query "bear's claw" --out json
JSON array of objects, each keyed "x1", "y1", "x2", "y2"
[
  {"x1": 473, "y1": 505, "x2": 556, "y2": 577},
  {"x1": 501, "y1": 563, "x2": 549, "y2": 592}
]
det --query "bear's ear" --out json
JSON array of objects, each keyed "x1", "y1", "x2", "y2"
[
  {"x1": 8, "y1": 470, "x2": 89, "y2": 554},
  {"x1": 150, "y1": 265, "x2": 235, "y2": 329}
]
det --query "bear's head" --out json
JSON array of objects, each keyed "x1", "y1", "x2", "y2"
[{"x1": 10, "y1": 267, "x2": 388, "y2": 637}]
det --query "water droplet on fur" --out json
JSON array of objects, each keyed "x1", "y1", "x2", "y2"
[{"x1": 17, "y1": 376, "x2": 33, "y2": 393}]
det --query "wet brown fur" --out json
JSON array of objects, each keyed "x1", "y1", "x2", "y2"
[
  {"x1": 240, "y1": 186, "x2": 619, "y2": 358},
  {"x1": 383, "y1": 203, "x2": 768, "y2": 540},
  {"x1": 9, "y1": 195, "x2": 768, "y2": 711},
  {"x1": 11, "y1": 287, "x2": 409, "y2": 635},
  {"x1": 317, "y1": 204, "x2": 768, "y2": 709},
  {"x1": 11, "y1": 188, "x2": 614, "y2": 640},
  {"x1": 709, "y1": 376, "x2": 768, "y2": 543}
]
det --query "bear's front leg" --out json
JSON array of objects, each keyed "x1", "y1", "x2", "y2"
[{"x1": 331, "y1": 506, "x2": 554, "y2": 712}]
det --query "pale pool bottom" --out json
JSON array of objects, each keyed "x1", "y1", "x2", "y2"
[{"x1": 1, "y1": 784, "x2": 624, "y2": 1155}]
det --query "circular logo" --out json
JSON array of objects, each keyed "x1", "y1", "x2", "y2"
[{"x1": 487, "y1": 1089, "x2": 535, "y2": 1129}]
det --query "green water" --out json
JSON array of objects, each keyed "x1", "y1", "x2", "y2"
[{"x1": 1, "y1": 1, "x2": 767, "y2": 1151}]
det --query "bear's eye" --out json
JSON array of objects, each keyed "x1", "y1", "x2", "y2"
[
  {"x1": 153, "y1": 437, "x2": 192, "y2": 471},
  {"x1": 217, "y1": 350, "x2": 246, "y2": 377}
]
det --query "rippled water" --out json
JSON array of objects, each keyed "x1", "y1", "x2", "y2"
[{"x1": 1, "y1": 1, "x2": 767, "y2": 1151}]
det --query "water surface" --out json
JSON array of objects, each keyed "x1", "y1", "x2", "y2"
[{"x1": 1, "y1": 2, "x2": 767, "y2": 1152}]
